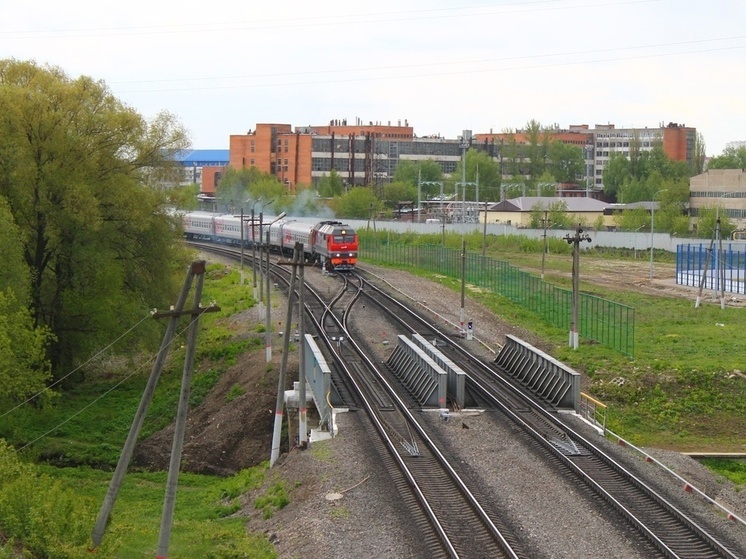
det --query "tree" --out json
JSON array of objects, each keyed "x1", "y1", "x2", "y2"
[
  {"x1": 0, "y1": 196, "x2": 52, "y2": 402},
  {"x1": 523, "y1": 119, "x2": 551, "y2": 180},
  {"x1": 691, "y1": 132, "x2": 706, "y2": 175},
  {"x1": 707, "y1": 146, "x2": 746, "y2": 169},
  {"x1": 393, "y1": 159, "x2": 443, "y2": 199},
  {"x1": 0, "y1": 59, "x2": 190, "y2": 376},
  {"x1": 316, "y1": 169, "x2": 344, "y2": 198},
  {"x1": 450, "y1": 148, "x2": 502, "y2": 202},
  {"x1": 547, "y1": 141, "x2": 584, "y2": 184},
  {"x1": 333, "y1": 187, "x2": 380, "y2": 219},
  {"x1": 695, "y1": 206, "x2": 737, "y2": 239},
  {"x1": 382, "y1": 181, "x2": 417, "y2": 210}
]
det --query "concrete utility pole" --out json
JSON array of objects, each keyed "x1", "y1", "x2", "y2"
[
  {"x1": 156, "y1": 263, "x2": 216, "y2": 559},
  {"x1": 649, "y1": 189, "x2": 668, "y2": 281},
  {"x1": 540, "y1": 210, "x2": 551, "y2": 280},
  {"x1": 564, "y1": 226, "x2": 592, "y2": 350},
  {"x1": 90, "y1": 261, "x2": 219, "y2": 552},
  {"x1": 460, "y1": 239, "x2": 467, "y2": 335},
  {"x1": 264, "y1": 212, "x2": 287, "y2": 363},
  {"x1": 271, "y1": 245, "x2": 300, "y2": 467}
]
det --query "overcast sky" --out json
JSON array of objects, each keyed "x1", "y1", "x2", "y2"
[{"x1": 3, "y1": 0, "x2": 745, "y2": 156}]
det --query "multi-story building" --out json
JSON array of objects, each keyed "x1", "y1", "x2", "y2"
[
  {"x1": 224, "y1": 120, "x2": 697, "y2": 195},
  {"x1": 476, "y1": 122, "x2": 696, "y2": 188},
  {"x1": 689, "y1": 169, "x2": 746, "y2": 232},
  {"x1": 228, "y1": 120, "x2": 465, "y2": 192}
]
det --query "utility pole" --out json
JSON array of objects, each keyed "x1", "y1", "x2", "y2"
[
  {"x1": 270, "y1": 245, "x2": 300, "y2": 467},
  {"x1": 460, "y1": 239, "x2": 467, "y2": 335},
  {"x1": 540, "y1": 210, "x2": 551, "y2": 280},
  {"x1": 564, "y1": 226, "x2": 592, "y2": 350},
  {"x1": 90, "y1": 261, "x2": 219, "y2": 552}
]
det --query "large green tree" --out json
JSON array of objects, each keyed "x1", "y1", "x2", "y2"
[
  {"x1": 547, "y1": 140, "x2": 585, "y2": 184},
  {"x1": 332, "y1": 187, "x2": 381, "y2": 219},
  {"x1": 450, "y1": 148, "x2": 502, "y2": 202},
  {"x1": 707, "y1": 145, "x2": 746, "y2": 169},
  {"x1": 392, "y1": 159, "x2": 444, "y2": 199},
  {"x1": 0, "y1": 197, "x2": 51, "y2": 403},
  {"x1": 0, "y1": 59, "x2": 190, "y2": 376}
]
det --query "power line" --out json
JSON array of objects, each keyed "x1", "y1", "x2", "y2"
[
  {"x1": 2, "y1": 1, "x2": 660, "y2": 39},
  {"x1": 15, "y1": 313, "x2": 201, "y2": 452},
  {"x1": 0, "y1": 312, "x2": 153, "y2": 420}
]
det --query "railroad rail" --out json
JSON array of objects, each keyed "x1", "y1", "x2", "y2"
[
  {"x1": 187, "y1": 242, "x2": 743, "y2": 558},
  {"x1": 354, "y1": 266, "x2": 743, "y2": 559}
]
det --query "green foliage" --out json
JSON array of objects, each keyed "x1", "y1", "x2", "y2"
[
  {"x1": 700, "y1": 458, "x2": 746, "y2": 488},
  {"x1": 694, "y1": 206, "x2": 737, "y2": 239},
  {"x1": 0, "y1": 289, "x2": 53, "y2": 404},
  {"x1": 332, "y1": 186, "x2": 381, "y2": 219},
  {"x1": 168, "y1": 183, "x2": 201, "y2": 210},
  {"x1": 0, "y1": 59, "x2": 189, "y2": 377},
  {"x1": 528, "y1": 200, "x2": 573, "y2": 229},
  {"x1": 449, "y1": 148, "x2": 502, "y2": 202},
  {"x1": 226, "y1": 383, "x2": 246, "y2": 402},
  {"x1": 0, "y1": 440, "x2": 119, "y2": 558},
  {"x1": 547, "y1": 140, "x2": 585, "y2": 183},
  {"x1": 382, "y1": 180, "x2": 417, "y2": 210},
  {"x1": 254, "y1": 480, "x2": 289, "y2": 519},
  {"x1": 316, "y1": 169, "x2": 344, "y2": 198},
  {"x1": 393, "y1": 159, "x2": 444, "y2": 198},
  {"x1": 707, "y1": 146, "x2": 746, "y2": 169}
]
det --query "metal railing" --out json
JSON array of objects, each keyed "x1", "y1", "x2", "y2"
[{"x1": 362, "y1": 242, "x2": 635, "y2": 356}]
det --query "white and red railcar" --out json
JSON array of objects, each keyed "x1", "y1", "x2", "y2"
[{"x1": 181, "y1": 212, "x2": 358, "y2": 272}]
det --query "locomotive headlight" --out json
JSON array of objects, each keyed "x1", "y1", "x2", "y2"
[{"x1": 335, "y1": 253, "x2": 341, "y2": 257}]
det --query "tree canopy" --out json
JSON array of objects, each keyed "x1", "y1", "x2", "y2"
[
  {"x1": 0, "y1": 59, "x2": 190, "y2": 377},
  {"x1": 707, "y1": 146, "x2": 746, "y2": 169},
  {"x1": 602, "y1": 146, "x2": 690, "y2": 204},
  {"x1": 450, "y1": 148, "x2": 502, "y2": 202}
]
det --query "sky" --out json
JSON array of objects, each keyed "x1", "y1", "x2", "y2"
[{"x1": 3, "y1": 0, "x2": 745, "y2": 156}]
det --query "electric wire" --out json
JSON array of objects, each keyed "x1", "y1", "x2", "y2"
[
  {"x1": 15, "y1": 313, "x2": 201, "y2": 452},
  {"x1": 0, "y1": 312, "x2": 153, "y2": 420}
]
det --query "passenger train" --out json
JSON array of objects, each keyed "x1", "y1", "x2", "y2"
[{"x1": 181, "y1": 211, "x2": 359, "y2": 271}]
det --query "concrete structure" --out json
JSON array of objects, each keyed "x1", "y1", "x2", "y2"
[
  {"x1": 476, "y1": 122, "x2": 696, "y2": 189},
  {"x1": 484, "y1": 196, "x2": 610, "y2": 228},
  {"x1": 689, "y1": 169, "x2": 746, "y2": 231}
]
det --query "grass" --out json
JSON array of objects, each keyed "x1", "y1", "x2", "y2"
[
  {"x1": 37, "y1": 463, "x2": 276, "y2": 559},
  {"x1": 0, "y1": 263, "x2": 281, "y2": 558},
  {"x1": 361, "y1": 230, "x2": 746, "y2": 452}
]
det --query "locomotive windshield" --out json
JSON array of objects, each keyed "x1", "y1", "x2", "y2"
[{"x1": 333, "y1": 235, "x2": 356, "y2": 244}]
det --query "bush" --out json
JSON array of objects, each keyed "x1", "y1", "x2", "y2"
[{"x1": 0, "y1": 440, "x2": 118, "y2": 558}]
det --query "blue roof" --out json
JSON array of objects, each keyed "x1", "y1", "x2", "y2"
[{"x1": 175, "y1": 149, "x2": 229, "y2": 166}]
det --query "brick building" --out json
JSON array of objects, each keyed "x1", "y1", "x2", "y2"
[{"x1": 223, "y1": 120, "x2": 697, "y2": 194}]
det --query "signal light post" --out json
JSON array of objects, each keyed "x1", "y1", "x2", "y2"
[{"x1": 565, "y1": 225, "x2": 592, "y2": 350}]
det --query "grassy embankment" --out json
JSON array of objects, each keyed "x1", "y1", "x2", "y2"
[
  {"x1": 0, "y1": 264, "x2": 284, "y2": 559},
  {"x1": 361, "y1": 229, "x2": 746, "y2": 457}
]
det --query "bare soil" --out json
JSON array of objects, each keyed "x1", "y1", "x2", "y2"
[{"x1": 133, "y1": 253, "x2": 743, "y2": 476}]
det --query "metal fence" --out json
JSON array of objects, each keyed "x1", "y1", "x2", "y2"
[
  {"x1": 676, "y1": 243, "x2": 746, "y2": 294},
  {"x1": 361, "y1": 242, "x2": 635, "y2": 356}
]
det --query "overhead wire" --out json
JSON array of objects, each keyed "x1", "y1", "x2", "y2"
[
  {"x1": 0, "y1": 312, "x2": 153, "y2": 420},
  {"x1": 16, "y1": 311, "x2": 202, "y2": 452}
]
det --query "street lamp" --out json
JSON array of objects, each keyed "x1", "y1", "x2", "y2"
[
  {"x1": 264, "y1": 211, "x2": 287, "y2": 363},
  {"x1": 648, "y1": 189, "x2": 668, "y2": 281}
]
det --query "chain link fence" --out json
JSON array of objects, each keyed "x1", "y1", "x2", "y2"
[{"x1": 361, "y1": 242, "x2": 635, "y2": 356}]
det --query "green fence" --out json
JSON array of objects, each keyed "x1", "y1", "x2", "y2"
[{"x1": 362, "y1": 242, "x2": 635, "y2": 356}]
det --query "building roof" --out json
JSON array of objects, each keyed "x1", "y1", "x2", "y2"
[
  {"x1": 491, "y1": 196, "x2": 609, "y2": 212},
  {"x1": 174, "y1": 149, "x2": 229, "y2": 166}
]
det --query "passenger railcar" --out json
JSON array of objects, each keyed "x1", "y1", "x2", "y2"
[{"x1": 180, "y1": 212, "x2": 358, "y2": 272}]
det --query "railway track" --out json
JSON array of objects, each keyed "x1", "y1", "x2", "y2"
[
  {"x1": 354, "y1": 266, "x2": 744, "y2": 559},
  {"x1": 187, "y1": 242, "x2": 743, "y2": 558}
]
